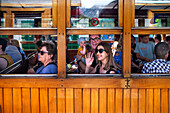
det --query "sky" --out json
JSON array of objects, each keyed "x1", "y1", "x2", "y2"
[{"x1": 81, "y1": 0, "x2": 114, "y2": 8}]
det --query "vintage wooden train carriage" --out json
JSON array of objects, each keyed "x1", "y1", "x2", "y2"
[{"x1": 0, "y1": 0, "x2": 170, "y2": 113}]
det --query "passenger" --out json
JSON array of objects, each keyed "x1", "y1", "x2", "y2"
[
  {"x1": 10, "y1": 39, "x2": 27, "y2": 60},
  {"x1": 149, "y1": 38, "x2": 155, "y2": 43},
  {"x1": 165, "y1": 36, "x2": 170, "y2": 62},
  {"x1": 77, "y1": 37, "x2": 87, "y2": 64},
  {"x1": 5, "y1": 39, "x2": 22, "y2": 63},
  {"x1": 85, "y1": 42, "x2": 117, "y2": 74},
  {"x1": 0, "y1": 38, "x2": 13, "y2": 72},
  {"x1": 35, "y1": 42, "x2": 58, "y2": 74},
  {"x1": 76, "y1": 34, "x2": 102, "y2": 73},
  {"x1": 155, "y1": 34, "x2": 161, "y2": 45},
  {"x1": 142, "y1": 42, "x2": 170, "y2": 73},
  {"x1": 134, "y1": 35, "x2": 155, "y2": 65},
  {"x1": 131, "y1": 35, "x2": 137, "y2": 63},
  {"x1": 27, "y1": 40, "x2": 43, "y2": 74}
]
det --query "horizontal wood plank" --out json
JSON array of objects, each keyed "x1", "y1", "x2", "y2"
[
  {"x1": 0, "y1": 78, "x2": 125, "y2": 88},
  {"x1": 132, "y1": 28, "x2": 170, "y2": 34},
  {"x1": 130, "y1": 78, "x2": 170, "y2": 88},
  {"x1": 67, "y1": 28, "x2": 122, "y2": 35},
  {"x1": 0, "y1": 28, "x2": 57, "y2": 35}
]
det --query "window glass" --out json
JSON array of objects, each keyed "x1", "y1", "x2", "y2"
[
  {"x1": 66, "y1": 34, "x2": 122, "y2": 74},
  {"x1": 71, "y1": 0, "x2": 119, "y2": 28},
  {"x1": 131, "y1": 34, "x2": 170, "y2": 74},
  {"x1": 135, "y1": 0, "x2": 170, "y2": 27},
  {"x1": 0, "y1": 35, "x2": 58, "y2": 75},
  {"x1": 0, "y1": 0, "x2": 53, "y2": 28}
]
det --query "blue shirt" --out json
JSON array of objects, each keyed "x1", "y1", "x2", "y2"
[
  {"x1": 35, "y1": 62, "x2": 58, "y2": 74},
  {"x1": 134, "y1": 42, "x2": 155, "y2": 62}
]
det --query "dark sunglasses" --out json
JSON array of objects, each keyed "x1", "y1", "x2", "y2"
[
  {"x1": 90, "y1": 37, "x2": 100, "y2": 41},
  {"x1": 95, "y1": 49, "x2": 106, "y2": 53},
  {"x1": 38, "y1": 50, "x2": 48, "y2": 55}
]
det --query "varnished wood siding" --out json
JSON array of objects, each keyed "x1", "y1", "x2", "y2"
[
  {"x1": 1, "y1": 87, "x2": 170, "y2": 113},
  {"x1": 0, "y1": 78, "x2": 170, "y2": 113}
]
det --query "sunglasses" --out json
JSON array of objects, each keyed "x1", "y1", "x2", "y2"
[
  {"x1": 38, "y1": 50, "x2": 48, "y2": 55},
  {"x1": 95, "y1": 49, "x2": 106, "y2": 53},
  {"x1": 90, "y1": 37, "x2": 100, "y2": 41}
]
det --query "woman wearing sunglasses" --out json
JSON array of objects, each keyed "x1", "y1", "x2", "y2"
[
  {"x1": 85, "y1": 42, "x2": 117, "y2": 74},
  {"x1": 35, "y1": 42, "x2": 58, "y2": 74}
]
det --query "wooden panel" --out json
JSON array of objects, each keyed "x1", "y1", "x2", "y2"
[
  {"x1": 108, "y1": 88, "x2": 115, "y2": 113},
  {"x1": 139, "y1": 89, "x2": 145, "y2": 113},
  {"x1": 122, "y1": 0, "x2": 132, "y2": 77},
  {"x1": 115, "y1": 89, "x2": 122, "y2": 113},
  {"x1": 66, "y1": 88, "x2": 73, "y2": 113},
  {"x1": 146, "y1": 89, "x2": 153, "y2": 113},
  {"x1": 123, "y1": 89, "x2": 130, "y2": 113},
  {"x1": 1, "y1": 8, "x2": 50, "y2": 12},
  {"x1": 40, "y1": 88, "x2": 48, "y2": 113},
  {"x1": 57, "y1": 88, "x2": 66, "y2": 113},
  {"x1": 66, "y1": 0, "x2": 71, "y2": 27},
  {"x1": 154, "y1": 89, "x2": 160, "y2": 113},
  {"x1": 0, "y1": 88, "x2": 3, "y2": 113},
  {"x1": 91, "y1": 88, "x2": 98, "y2": 113},
  {"x1": 0, "y1": 28, "x2": 57, "y2": 35},
  {"x1": 0, "y1": 78, "x2": 125, "y2": 88},
  {"x1": 131, "y1": 89, "x2": 138, "y2": 113},
  {"x1": 131, "y1": 0, "x2": 135, "y2": 27},
  {"x1": 99, "y1": 89, "x2": 107, "y2": 113},
  {"x1": 132, "y1": 28, "x2": 170, "y2": 34},
  {"x1": 161, "y1": 89, "x2": 168, "y2": 113},
  {"x1": 74, "y1": 89, "x2": 83, "y2": 113},
  {"x1": 52, "y1": 0, "x2": 58, "y2": 28},
  {"x1": 13, "y1": 88, "x2": 22, "y2": 113},
  {"x1": 83, "y1": 89, "x2": 90, "y2": 113},
  {"x1": 130, "y1": 78, "x2": 170, "y2": 88},
  {"x1": 57, "y1": 0, "x2": 66, "y2": 78},
  {"x1": 118, "y1": 0, "x2": 123, "y2": 27},
  {"x1": 22, "y1": 88, "x2": 31, "y2": 113},
  {"x1": 4, "y1": 88, "x2": 13, "y2": 113},
  {"x1": 31, "y1": 88, "x2": 40, "y2": 113},
  {"x1": 67, "y1": 29, "x2": 122, "y2": 35},
  {"x1": 49, "y1": 88, "x2": 57, "y2": 113}
]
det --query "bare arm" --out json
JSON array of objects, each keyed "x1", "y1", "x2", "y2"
[
  {"x1": 80, "y1": 46, "x2": 86, "y2": 55},
  {"x1": 136, "y1": 53, "x2": 153, "y2": 62}
]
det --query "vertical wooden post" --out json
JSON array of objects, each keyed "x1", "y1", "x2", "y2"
[
  {"x1": 52, "y1": 0, "x2": 58, "y2": 28},
  {"x1": 118, "y1": 0, "x2": 123, "y2": 27},
  {"x1": 66, "y1": 0, "x2": 71, "y2": 27},
  {"x1": 57, "y1": 0, "x2": 66, "y2": 78},
  {"x1": 122, "y1": 0, "x2": 132, "y2": 77},
  {"x1": 131, "y1": 0, "x2": 135, "y2": 28}
]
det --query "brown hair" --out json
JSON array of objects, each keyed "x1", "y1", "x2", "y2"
[
  {"x1": 96, "y1": 42, "x2": 117, "y2": 70},
  {"x1": 11, "y1": 39, "x2": 20, "y2": 48}
]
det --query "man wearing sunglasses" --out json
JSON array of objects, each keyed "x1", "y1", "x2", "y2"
[{"x1": 77, "y1": 34, "x2": 102, "y2": 73}]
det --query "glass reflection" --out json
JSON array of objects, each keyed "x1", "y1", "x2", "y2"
[
  {"x1": 0, "y1": 0, "x2": 52, "y2": 28},
  {"x1": 71, "y1": 0, "x2": 118, "y2": 28},
  {"x1": 135, "y1": 0, "x2": 170, "y2": 27}
]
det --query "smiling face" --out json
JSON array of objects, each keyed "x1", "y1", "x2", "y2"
[
  {"x1": 96, "y1": 45, "x2": 108, "y2": 61},
  {"x1": 38, "y1": 46, "x2": 52, "y2": 64},
  {"x1": 90, "y1": 35, "x2": 102, "y2": 49}
]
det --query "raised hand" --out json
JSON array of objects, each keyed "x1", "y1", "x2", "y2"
[{"x1": 85, "y1": 52, "x2": 94, "y2": 67}]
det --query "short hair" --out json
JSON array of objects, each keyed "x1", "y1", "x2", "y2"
[
  {"x1": 36, "y1": 40, "x2": 42, "y2": 48},
  {"x1": 166, "y1": 36, "x2": 170, "y2": 42},
  {"x1": 11, "y1": 39, "x2": 20, "y2": 48},
  {"x1": 41, "y1": 43, "x2": 57, "y2": 61},
  {"x1": 0, "y1": 38, "x2": 7, "y2": 51},
  {"x1": 155, "y1": 34, "x2": 161, "y2": 42},
  {"x1": 155, "y1": 42, "x2": 169, "y2": 59},
  {"x1": 149, "y1": 38, "x2": 155, "y2": 42},
  {"x1": 139, "y1": 35, "x2": 149, "y2": 39}
]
